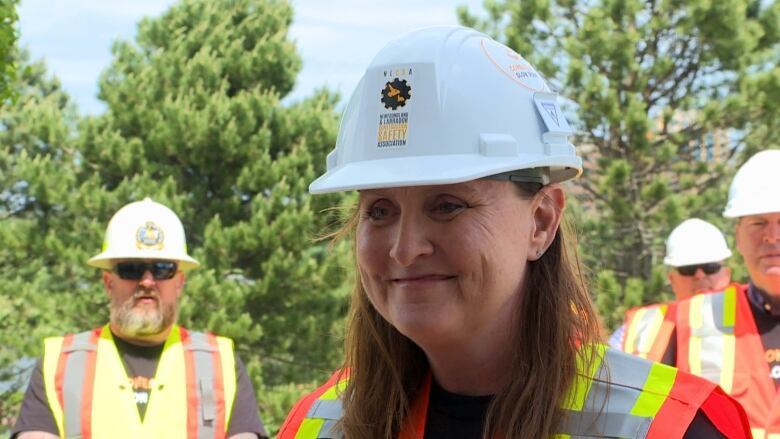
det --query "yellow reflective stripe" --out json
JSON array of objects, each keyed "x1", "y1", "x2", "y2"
[
  {"x1": 623, "y1": 307, "x2": 647, "y2": 353},
  {"x1": 562, "y1": 344, "x2": 605, "y2": 411},
  {"x1": 553, "y1": 434, "x2": 571, "y2": 439},
  {"x1": 217, "y1": 336, "x2": 237, "y2": 430},
  {"x1": 689, "y1": 335, "x2": 702, "y2": 376},
  {"x1": 689, "y1": 294, "x2": 704, "y2": 329},
  {"x1": 295, "y1": 418, "x2": 326, "y2": 439},
  {"x1": 319, "y1": 378, "x2": 348, "y2": 400},
  {"x1": 752, "y1": 428, "x2": 766, "y2": 439},
  {"x1": 723, "y1": 286, "x2": 736, "y2": 327},
  {"x1": 688, "y1": 294, "x2": 704, "y2": 376},
  {"x1": 638, "y1": 306, "x2": 666, "y2": 357},
  {"x1": 719, "y1": 333, "x2": 735, "y2": 393},
  {"x1": 42, "y1": 336, "x2": 66, "y2": 438},
  {"x1": 630, "y1": 362, "x2": 676, "y2": 417}
]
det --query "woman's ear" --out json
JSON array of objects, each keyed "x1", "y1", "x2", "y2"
[{"x1": 528, "y1": 184, "x2": 565, "y2": 261}]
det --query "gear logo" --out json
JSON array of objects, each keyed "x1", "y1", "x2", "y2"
[{"x1": 381, "y1": 78, "x2": 411, "y2": 110}]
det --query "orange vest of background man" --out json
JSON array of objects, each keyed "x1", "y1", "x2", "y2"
[
  {"x1": 618, "y1": 218, "x2": 732, "y2": 361},
  {"x1": 675, "y1": 283, "x2": 780, "y2": 438}
]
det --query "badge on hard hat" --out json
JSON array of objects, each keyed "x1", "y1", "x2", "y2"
[
  {"x1": 377, "y1": 68, "x2": 414, "y2": 149},
  {"x1": 136, "y1": 222, "x2": 164, "y2": 250}
]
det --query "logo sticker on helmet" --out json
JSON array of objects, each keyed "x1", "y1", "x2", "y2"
[
  {"x1": 381, "y1": 78, "x2": 411, "y2": 110},
  {"x1": 480, "y1": 39, "x2": 546, "y2": 92},
  {"x1": 136, "y1": 221, "x2": 164, "y2": 250},
  {"x1": 377, "y1": 69, "x2": 413, "y2": 149}
]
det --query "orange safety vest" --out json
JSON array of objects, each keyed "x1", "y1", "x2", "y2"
[
  {"x1": 676, "y1": 283, "x2": 780, "y2": 438},
  {"x1": 622, "y1": 303, "x2": 676, "y2": 362},
  {"x1": 41, "y1": 324, "x2": 237, "y2": 439},
  {"x1": 278, "y1": 345, "x2": 751, "y2": 438}
]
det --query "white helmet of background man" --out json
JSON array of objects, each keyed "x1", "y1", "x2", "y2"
[
  {"x1": 724, "y1": 149, "x2": 780, "y2": 218},
  {"x1": 87, "y1": 197, "x2": 200, "y2": 271},
  {"x1": 663, "y1": 218, "x2": 732, "y2": 267},
  {"x1": 309, "y1": 26, "x2": 581, "y2": 194}
]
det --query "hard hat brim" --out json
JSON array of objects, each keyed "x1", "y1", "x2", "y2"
[
  {"x1": 663, "y1": 249, "x2": 732, "y2": 267},
  {"x1": 723, "y1": 204, "x2": 780, "y2": 218},
  {"x1": 309, "y1": 153, "x2": 582, "y2": 194}
]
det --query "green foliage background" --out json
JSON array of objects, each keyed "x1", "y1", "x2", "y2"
[{"x1": 2, "y1": 0, "x2": 780, "y2": 436}]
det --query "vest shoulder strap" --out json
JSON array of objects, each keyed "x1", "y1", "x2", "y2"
[
  {"x1": 278, "y1": 370, "x2": 346, "y2": 439},
  {"x1": 179, "y1": 327, "x2": 237, "y2": 439},
  {"x1": 46, "y1": 327, "x2": 102, "y2": 439}
]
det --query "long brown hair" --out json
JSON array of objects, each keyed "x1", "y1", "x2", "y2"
[{"x1": 334, "y1": 183, "x2": 602, "y2": 438}]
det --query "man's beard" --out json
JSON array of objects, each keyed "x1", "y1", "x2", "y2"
[{"x1": 110, "y1": 287, "x2": 177, "y2": 337}]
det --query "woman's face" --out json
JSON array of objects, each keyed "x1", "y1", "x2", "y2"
[{"x1": 356, "y1": 179, "x2": 556, "y2": 348}]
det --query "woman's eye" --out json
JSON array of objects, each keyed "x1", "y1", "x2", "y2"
[
  {"x1": 365, "y1": 202, "x2": 394, "y2": 221},
  {"x1": 431, "y1": 200, "x2": 466, "y2": 216}
]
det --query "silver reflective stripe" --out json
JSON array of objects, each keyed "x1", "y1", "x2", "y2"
[
  {"x1": 307, "y1": 398, "x2": 343, "y2": 420},
  {"x1": 564, "y1": 349, "x2": 653, "y2": 438},
  {"x1": 692, "y1": 293, "x2": 731, "y2": 383},
  {"x1": 187, "y1": 331, "x2": 219, "y2": 439},
  {"x1": 317, "y1": 419, "x2": 343, "y2": 439},
  {"x1": 560, "y1": 409, "x2": 652, "y2": 438},
  {"x1": 306, "y1": 398, "x2": 344, "y2": 439},
  {"x1": 588, "y1": 349, "x2": 650, "y2": 400},
  {"x1": 691, "y1": 293, "x2": 733, "y2": 336},
  {"x1": 62, "y1": 331, "x2": 97, "y2": 439}
]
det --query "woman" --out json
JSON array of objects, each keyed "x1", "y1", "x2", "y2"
[{"x1": 279, "y1": 26, "x2": 750, "y2": 438}]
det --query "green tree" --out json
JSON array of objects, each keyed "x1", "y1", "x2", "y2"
[
  {"x1": 0, "y1": 0, "x2": 17, "y2": 101},
  {"x1": 76, "y1": 0, "x2": 349, "y2": 430},
  {"x1": 1, "y1": 0, "x2": 350, "y2": 433},
  {"x1": 0, "y1": 49, "x2": 90, "y2": 433},
  {"x1": 461, "y1": 0, "x2": 780, "y2": 328}
]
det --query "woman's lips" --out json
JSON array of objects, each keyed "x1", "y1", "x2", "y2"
[{"x1": 391, "y1": 274, "x2": 455, "y2": 286}]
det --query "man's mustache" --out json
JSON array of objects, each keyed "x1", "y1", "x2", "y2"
[{"x1": 131, "y1": 288, "x2": 160, "y2": 300}]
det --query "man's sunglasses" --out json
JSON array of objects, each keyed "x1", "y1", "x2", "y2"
[
  {"x1": 113, "y1": 261, "x2": 178, "y2": 280},
  {"x1": 676, "y1": 262, "x2": 722, "y2": 276}
]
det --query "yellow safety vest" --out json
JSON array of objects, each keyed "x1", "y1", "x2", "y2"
[{"x1": 41, "y1": 324, "x2": 236, "y2": 439}]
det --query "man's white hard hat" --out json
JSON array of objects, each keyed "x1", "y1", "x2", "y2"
[
  {"x1": 724, "y1": 149, "x2": 780, "y2": 218},
  {"x1": 87, "y1": 197, "x2": 200, "y2": 270},
  {"x1": 664, "y1": 218, "x2": 731, "y2": 267}
]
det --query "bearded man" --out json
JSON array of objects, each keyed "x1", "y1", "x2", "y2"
[{"x1": 13, "y1": 198, "x2": 268, "y2": 439}]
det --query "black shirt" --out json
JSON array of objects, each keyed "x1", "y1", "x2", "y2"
[
  {"x1": 423, "y1": 378, "x2": 724, "y2": 438},
  {"x1": 746, "y1": 284, "x2": 780, "y2": 388},
  {"x1": 12, "y1": 330, "x2": 268, "y2": 438}
]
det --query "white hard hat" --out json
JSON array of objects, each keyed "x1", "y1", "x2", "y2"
[
  {"x1": 723, "y1": 149, "x2": 780, "y2": 218},
  {"x1": 663, "y1": 218, "x2": 731, "y2": 267},
  {"x1": 88, "y1": 198, "x2": 200, "y2": 271},
  {"x1": 309, "y1": 26, "x2": 582, "y2": 194}
]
